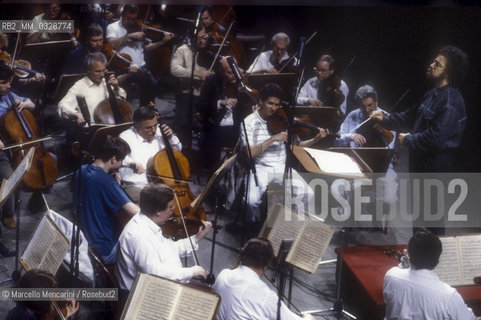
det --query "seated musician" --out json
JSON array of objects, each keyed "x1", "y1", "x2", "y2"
[
  {"x1": 0, "y1": 32, "x2": 46, "y2": 88},
  {"x1": 297, "y1": 54, "x2": 349, "y2": 115},
  {"x1": 170, "y1": 26, "x2": 212, "y2": 145},
  {"x1": 58, "y1": 52, "x2": 126, "y2": 125},
  {"x1": 200, "y1": 6, "x2": 226, "y2": 38},
  {"x1": 334, "y1": 85, "x2": 397, "y2": 216},
  {"x1": 74, "y1": 136, "x2": 139, "y2": 265},
  {"x1": 0, "y1": 62, "x2": 35, "y2": 230},
  {"x1": 106, "y1": 4, "x2": 173, "y2": 106},
  {"x1": 26, "y1": 2, "x2": 77, "y2": 47},
  {"x1": 116, "y1": 183, "x2": 211, "y2": 291},
  {"x1": 383, "y1": 230, "x2": 475, "y2": 319},
  {"x1": 241, "y1": 83, "x2": 327, "y2": 223},
  {"x1": 6, "y1": 269, "x2": 79, "y2": 320},
  {"x1": 199, "y1": 56, "x2": 245, "y2": 173},
  {"x1": 247, "y1": 32, "x2": 297, "y2": 74},
  {"x1": 62, "y1": 23, "x2": 104, "y2": 74},
  {"x1": 214, "y1": 238, "x2": 314, "y2": 320},
  {"x1": 119, "y1": 106, "x2": 181, "y2": 203}
]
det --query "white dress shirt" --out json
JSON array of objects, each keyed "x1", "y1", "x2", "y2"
[
  {"x1": 58, "y1": 76, "x2": 126, "y2": 123},
  {"x1": 106, "y1": 20, "x2": 145, "y2": 67},
  {"x1": 383, "y1": 267, "x2": 475, "y2": 320},
  {"x1": 297, "y1": 76, "x2": 349, "y2": 115},
  {"x1": 119, "y1": 126, "x2": 182, "y2": 187},
  {"x1": 247, "y1": 50, "x2": 295, "y2": 74},
  {"x1": 213, "y1": 265, "x2": 302, "y2": 320},
  {"x1": 115, "y1": 212, "x2": 198, "y2": 290}
]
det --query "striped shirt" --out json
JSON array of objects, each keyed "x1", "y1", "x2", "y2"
[{"x1": 241, "y1": 110, "x2": 286, "y2": 169}]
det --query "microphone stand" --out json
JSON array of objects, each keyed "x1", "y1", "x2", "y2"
[
  {"x1": 186, "y1": 10, "x2": 202, "y2": 151},
  {"x1": 226, "y1": 57, "x2": 259, "y2": 245},
  {"x1": 273, "y1": 239, "x2": 294, "y2": 320}
]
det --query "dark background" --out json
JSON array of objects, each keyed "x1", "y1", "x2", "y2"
[{"x1": 1, "y1": 3, "x2": 480, "y2": 171}]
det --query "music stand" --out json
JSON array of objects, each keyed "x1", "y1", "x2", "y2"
[
  {"x1": 190, "y1": 154, "x2": 238, "y2": 285},
  {"x1": 0, "y1": 148, "x2": 35, "y2": 284},
  {"x1": 52, "y1": 73, "x2": 85, "y2": 103},
  {"x1": 21, "y1": 40, "x2": 72, "y2": 64},
  {"x1": 87, "y1": 122, "x2": 133, "y2": 155},
  {"x1": 247, "y1": 73, "x2": 297, "y2": 101},
  {"x1": 328, "y1": 147, "x2": 393, "y2": 174}
]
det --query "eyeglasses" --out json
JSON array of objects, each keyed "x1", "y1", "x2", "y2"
[{"x1": 313, "y1": 67, "x2": 328, "y2": 73}]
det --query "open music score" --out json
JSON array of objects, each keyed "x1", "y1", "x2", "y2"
[
  {"x1": 0, "y1": 147, "x2": 34, "y2": 206},
  {"x1": 121, "y1": 273, "x2": 221, "y2": 320},
  {"x1": 293, "y1": 146, "x2": 367, "y2": 179},
  {"x1": 434, "y1": 234, "x2": 481, "y2": 286},
  {"x1": 19, "y1": 213, "x2": 70, "y2": 275},
  {"x1": 260, "y1": 203, "x2": 334, "y2": 274}
]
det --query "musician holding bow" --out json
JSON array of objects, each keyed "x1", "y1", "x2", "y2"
[
  {"x1": 297, "y1": 54, "x2": 349, "y2": 115},
  {"x1": 247, "y1": 32, "x2": 297, "y2": 74},
  {"x1": 0, "y1": 63, "x2": 35, "y2": 230},
  {"x1": 116, "y1": 183, "x2": 211, "y2": 291},
  {"x1": 58, "y1": 52, "x2": 126, "y2": 124},
  {"x1": 106, "y1": 4, "x2": 172, "y2": 106},
  {"x1": 241, "y1": 83, "x2": 327, "y2": 224},
  {"x1": 170, "y1": 27, "x2": 212, "y2": 146},
  {"x1": 119, "y1": 106, "x2": 181, "y2": 203}
]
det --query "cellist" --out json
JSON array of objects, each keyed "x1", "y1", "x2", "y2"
[
  {"x1": 0, "y1": 62, "x2": 35, "y2": 230},
  {"x1": 119, "y1": 106, "x2": 181, "y2": 203},
  {"x1": 58, "y1": 52, "x2": 126, "y2": 124}
]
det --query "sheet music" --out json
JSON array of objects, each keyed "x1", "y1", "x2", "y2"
[
  {"x1": 174, "y1": 287, "x2": 219, "y2": 320},
  {"x1": 286, "y1": 218, "x2": 334, "y2": 273},
  {"x1": 267, "y1": 204, "x2": 304, "y2": 257},
  {"x1": 458, "y1": 234, "x2": 481, "y2": 283},
  {"x1": 0, "y1": 148, "x2": 34, "y2": 205},
  {"x1": 125, "y1": 274, "x2": 181, "y2": 320},
  {"x1": 303, "y1": 147, "x2": 364, "y2": 177},
  {"x1": 122, "y1": 274, "x2": 220, "y2": 320},
  {"x1": 20, "y1": 214, "x2": 69, "y2": 275},
  {"x1": 435, "y1": 237, "x2": 463, "y2": 285}
]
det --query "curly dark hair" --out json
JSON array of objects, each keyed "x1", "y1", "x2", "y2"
[
  {"x1": 239, "y1": 238, "x2": 274, "y2": 269},
  {"x1": 438, "y1": 46, "x2": 469, "y2": 87}
]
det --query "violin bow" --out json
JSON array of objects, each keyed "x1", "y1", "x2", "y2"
[
  {"x1": 208, "y1": 21, "x2": 234, "y2": 72},
  {"x1": 173, "y1": 191, "x2": 201, "y2": 266},
  {"x1": 245, "y1": 45, "x2": 265, "y2": 77},
  {"x1": 390, "y1": 89, "x2": 410, "y2": 113},
  {"x1": 10, "y1": 32, "x2": 22, "y2": 69},
  {"x1": 277, "y1": 31, "x2": 316, "y2": 73}
]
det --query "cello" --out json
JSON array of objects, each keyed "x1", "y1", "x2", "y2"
[
  {"x1": 93, "y1": 72, "x2": 132, "y2": 124},
  {"x1": 148, "y1": 111, "x2": 206, "y2": 241},
  {"x1": 0, "y1": 92, "x2": 57, "y2": 190}
]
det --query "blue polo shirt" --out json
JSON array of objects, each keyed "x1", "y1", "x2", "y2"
[
  {"x1": 0, "y1": 91, "x2": 28, "y2": 117},
  {"x1": 73, "y1": 164, "x2": 131, "y2": 257}
]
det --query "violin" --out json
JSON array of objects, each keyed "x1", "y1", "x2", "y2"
[
  {"x1": 147, "y1": 111, "x2": 206, "y2": 241},
  {"x1": 354, "y1": 117, "x2": 394, "y2": 147},
  {"x1": 0, "y1": 49, "x2": 43, "y2": 79},
  {"x1": 93, "y1": 72, "x2": 132, "y2": 124},
  {"x1": 268, "y1": 53, "x2": 296, "y2": 73},
  {"x1": 267, "y1": 108, "x2": 323, "y2": 139},
  {"x1": 317, "y1": 74, "x2": 345, "y2": 108},
  {"x1": 103, "y1": 43, "x2": 133, "y2": 71},
  {"x1": 0, "y1": 92, "x2": 58, "y2": 190}
]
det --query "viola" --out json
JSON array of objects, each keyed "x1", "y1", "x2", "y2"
[
  {"x1": 0, "y1": 51, "x2": 43, "y2": 79},
  {"x1": 267, "y1": 108, "x2": 330, "y2": 139},
  {"x1": 268, "y1": 53, "x2": 296, "y2": 73},
  {"x1": 147, "y1": 112, "x2": 206, "y2": 241},
  {"x1": 103, "y1": 43, "x2": 133, "y2": 71},
  {"x1": 0, "y1": 92, "x2": 58, "y2": 190},
  {"x1": 317, "y1": 74, "x2": 345, "y2": 108}
]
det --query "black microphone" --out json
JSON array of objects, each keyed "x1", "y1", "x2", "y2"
[
  {"x1": 226, "y1": 56, "x2": 244, "y2": 88},
  {"x1": 76, "y1": 95, "x2": 91, "y2": 125},
  {"x1": 297, "y1": 36, "x2": 306, "y2": 66}
]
